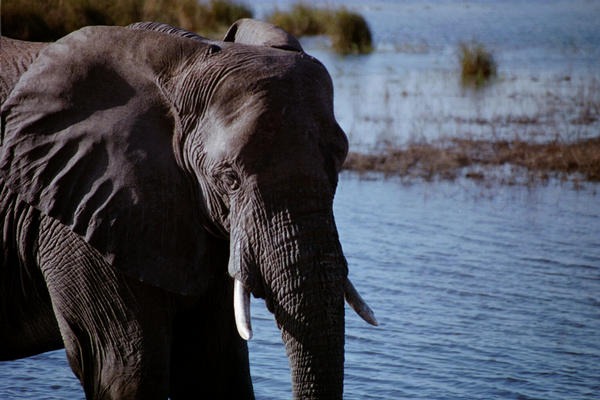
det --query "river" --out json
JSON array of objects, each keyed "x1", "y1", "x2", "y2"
[{"x1": 250, "y1": 175, "x2": 600, "y2": 399}]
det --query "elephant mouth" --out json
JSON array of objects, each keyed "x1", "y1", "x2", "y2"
[{"x1": 232, "y1": 277, "x2": 378, "y2": 341}]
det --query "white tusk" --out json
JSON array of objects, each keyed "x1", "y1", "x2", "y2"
[
  {"x1": 233, "y1": 279, "x2": 253, "y2": 340},
  {"x1": 344, "y1": 279, "x2": 379, "y2": 326}
]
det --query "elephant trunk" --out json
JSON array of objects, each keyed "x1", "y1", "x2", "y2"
[
  {"x1": 279, "y1": 270, "x2": 345, "y2": 399},
  {"x1": 265, "y1": 212, "x2": 346, "y2": 399},
  {"x1": 229, "y1": 189, "x2": 347, "y2": 399}
]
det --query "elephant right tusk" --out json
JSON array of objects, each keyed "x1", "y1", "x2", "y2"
[
  {"x1": 234, "y1": 279, "x2": 253, "y2": 340},
  {"x1": 344, "y1": 278, "x2": 379, "y2": 326}
]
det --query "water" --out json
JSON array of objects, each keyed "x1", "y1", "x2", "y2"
[
  {"x1": 250, "y1": 175, "x2": 600, "y2": 399},
  {"x1": 2, "y1": 176, "x2": 599, "y2": 399},
  {"x1": 256, "y1": 0, "x2": 600, "y2": 148},
  {"x1": 2, "y1": 0, "x2": 600, "y2": 398}
]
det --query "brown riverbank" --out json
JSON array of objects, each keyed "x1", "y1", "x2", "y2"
[{"x1": 343, "y1": 137, "x2": 600, "y2": 185}]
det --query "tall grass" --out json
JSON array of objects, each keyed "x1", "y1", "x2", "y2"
[
  {"x1": 268, "y1": 4, "x2": 327, "y2": 38},
  {"x1": 267, "y1": 4, "x2": 373, "y2": 55},
  {"x1": 459, "y1": 41, "x2": 497, "y2": 88},
  {"x1": 329, "y1": 9, "x2": 373, "y2": 55},
  {"x1": 2, "y1": 0, "x2": 372, "y2": 54},
  {"x1": 1, "y1": 0, "x2": 252, "y2": 41}
]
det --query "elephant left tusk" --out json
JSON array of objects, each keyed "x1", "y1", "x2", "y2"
[
  {"x1": 234, "y1": 279, "x2": 253, "y2": 340},
  {"x1": 344, "y1": 278, "x2": 379, "y2": 326}
]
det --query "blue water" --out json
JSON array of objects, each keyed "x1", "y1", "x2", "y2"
[
  {"x1": 2, "y1": 1, "x2": 600, "y2": 399},
  {"x1": 249, "y1": 176, "x2": 600, "y2": 399},
  {"x1": 2, "y1": 176, "x2": 599, "y2": 399}
]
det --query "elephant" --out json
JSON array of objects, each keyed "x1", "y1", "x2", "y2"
[{"x1": 0, "y1": 19, "x2": 377, "y2": 399}]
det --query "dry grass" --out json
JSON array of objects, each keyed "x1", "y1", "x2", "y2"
[
  {"x1": 0, "y1": 0, "x2": 252, "y2": 41},
  {"x1": 267, "y1": 4, "x2": 373, "y2": 55},
  {"x1": 344, "y1": 137, "x2": 600, "y2": 184}
]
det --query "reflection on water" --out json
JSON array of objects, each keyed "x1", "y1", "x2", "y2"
[{"x1": 4, "y1": 175, "x2": 597, "y2": 400}]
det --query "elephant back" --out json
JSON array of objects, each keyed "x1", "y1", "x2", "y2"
[{"x1": 0, "y1": 37, "x2": 48, "y2": 105}]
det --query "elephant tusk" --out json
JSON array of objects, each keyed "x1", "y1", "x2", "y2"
[
  {"x1": 234, "y1": 279, "x2": 253, "y2": 340},
  {"x1": 344, "y1": 279, "x2": 379, "y2": 326}
]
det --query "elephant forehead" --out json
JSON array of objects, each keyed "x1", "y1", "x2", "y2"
[
  {"x1": 201, "y1": 100, "x2": 263, "y2": 160},
  {"x1": 201, "y1": 44, "x2": 333, "y2": 104},
  {"x1": 204, "y1": 91, "x2": 332, "y2": 161},
  {"x1": 181, "y1": 45, "x2": 341, "y2": 182},
  {"x1": 202, "y1": 63, "x2": 332, "y2": 151}
]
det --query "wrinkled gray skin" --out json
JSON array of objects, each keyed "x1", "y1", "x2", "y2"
[{"x1": 0, "y1": 20, "x2": 355, "y2": 399}]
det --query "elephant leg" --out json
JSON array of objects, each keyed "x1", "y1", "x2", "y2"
[
  {"x1": 37, "y1": 217, "x2": 174, "y2": 399},
  {"x1": 169, "y1": 282, "x2": 255, "y2": 399},
  {"x1": 169, "y1": 241, "x2": 254, "y2": 399},
  {"x1": 0, "y1": 252, "x2": 63, "y2": 360},
  {"x1": 0, "y1": 191, "x2": 63, "y2": 360}
]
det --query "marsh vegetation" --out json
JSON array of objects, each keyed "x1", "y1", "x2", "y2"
[
  {"x1": 1, "y1": 0, "x2": 372, "y2": 54},
  {"x1": 267, "y1": 4, "x2": 373, "y2": 54},
  {"x1": 1, "y1": 0, "x2": 252, "y2": 40},
  {"x1": 344, "y1": 137, "x2": 600, "y2": 186},
  {"x1": 340, "y1": 70, "x2": 600, "y2": 186},
  {"x1": 459, "y1": 41, "x2": 497, "y2": 88}
]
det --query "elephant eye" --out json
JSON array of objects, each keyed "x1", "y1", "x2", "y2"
[
  {"x1": 222, "y1": 169, "x2": 240, "y2": 192},
  {"x1": 212, "y1": 162, "x2": 241, "y2": 195}
]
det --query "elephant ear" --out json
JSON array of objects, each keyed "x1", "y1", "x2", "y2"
[
  {"x1": 0, "y1": 26, "x2": 211, "y2": 295},
  {"x1": 223, "y1": 18, "x2": 303, "y2": 52}
]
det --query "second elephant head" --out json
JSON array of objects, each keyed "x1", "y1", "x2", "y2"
[{"x1": 0, "y1": 19, "x2": 376, "y2": 398}]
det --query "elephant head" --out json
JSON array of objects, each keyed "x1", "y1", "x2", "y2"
[{"x1": 0, "y1": 20, "x2": 376, "y2": 398}]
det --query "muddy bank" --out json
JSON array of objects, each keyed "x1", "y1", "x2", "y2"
[{"x1": 343, "y1": 137, "x2": 600, "y2": 185}]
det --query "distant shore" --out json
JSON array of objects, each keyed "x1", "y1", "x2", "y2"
[{"x1": 343, "y1": 137, "x2": 600, "y2": 186}]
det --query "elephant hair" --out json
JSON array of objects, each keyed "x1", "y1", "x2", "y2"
[{"x1": 127, "y1": 22, "x2": 213, "y2": 44}]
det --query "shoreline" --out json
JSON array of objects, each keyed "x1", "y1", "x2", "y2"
[{"x1": 343, "y1": 137, "x2": 600, "y2": 186}]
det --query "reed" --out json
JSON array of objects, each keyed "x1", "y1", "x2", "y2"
[
  {"x1": 459, "y1": 41, "x2": 497, "y2": 87},
  {"x1": 267, "y1": 3, "x2": 327, "y2": 38},
  {"x1": 329, "y1": 9, "x2": 373, "y2": 55},
  {"x1": 267, "y1": 4, "x2": 373, "y2": 55},
  {"x1": 1, "y1": 0, "x2": 252, "y2": 41}
]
